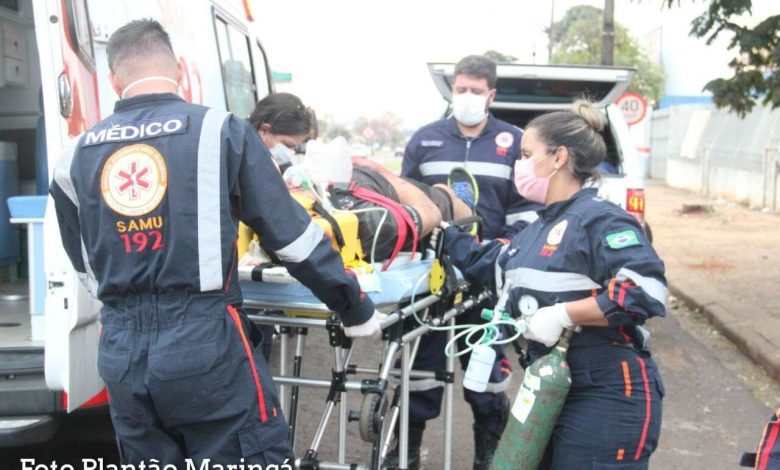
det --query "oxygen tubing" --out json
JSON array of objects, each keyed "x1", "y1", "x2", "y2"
[{"x1": 407, "y1": 272, "x2": 525, "y2": 358}]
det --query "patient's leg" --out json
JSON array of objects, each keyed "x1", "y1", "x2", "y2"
[
  {"x1": 387, "y1": 179, "x2": 441, "y2": 236},
  {"x1": 352, "y1": 157, "x2": 441, "y2": 235},
  {"x1": 350, "y1": 157, "x2": 471, "y2": 222}
]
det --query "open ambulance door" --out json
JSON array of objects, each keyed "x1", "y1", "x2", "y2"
[
  {"x1": 33, "y1": 0, "x2": 104, "y2": 412},
  {"x1": 427, "y1": 62, "x2": 634, "y2": 112}
]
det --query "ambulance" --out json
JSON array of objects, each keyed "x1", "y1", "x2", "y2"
[{"x1": 0, "y1": 0, "x2": 273, "y2": 447}]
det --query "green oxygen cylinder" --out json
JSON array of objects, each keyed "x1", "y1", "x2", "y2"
[{"x1": 490, "y1": 329, "x2": 574, "y2": 470}]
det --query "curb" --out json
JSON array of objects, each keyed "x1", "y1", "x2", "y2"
[{"x1": 668, "y1": 281, "x2": 780, "y2": 383}]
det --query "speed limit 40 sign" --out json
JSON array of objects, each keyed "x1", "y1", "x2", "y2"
[{"x1": 615, "y1": 92, "x2": 647, "y2": 126}]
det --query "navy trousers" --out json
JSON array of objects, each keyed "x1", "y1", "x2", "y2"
[
  {"x1": 97, "y1": 293, "x2": 293, "y2": 468},
  {"x1": 535, "y1": 343, "x2": 664, "y2": 469}
]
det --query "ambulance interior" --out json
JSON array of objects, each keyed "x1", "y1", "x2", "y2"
[
  {"x1": 0, "y1": 0, "x2": 282, "y2": 377},
  {"x1": 0, "y1": 0, "x2": 44, "y2": 351},
  {"x1": 487, "y1": 83, "x2": 625, "y2": 173},
  {"x1": 428, "y1": 63, "x2": 632, "y2": 175}
]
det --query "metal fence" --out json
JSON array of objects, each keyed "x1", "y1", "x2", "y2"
[{"x1": 650, "y1": 104, "x2": 780, "y2": 209}]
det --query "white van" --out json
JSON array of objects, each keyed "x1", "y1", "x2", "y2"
[
  {"x1": 427, "y1": 63, "x2": 651, "y2": 239},
  {"x1": 0, "y1": 0, "x2": 274, "y2": 447}
]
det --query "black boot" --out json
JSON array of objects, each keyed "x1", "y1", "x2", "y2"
[
  {"x1": 472, "y1": 402, "x2": 509, "y2": 470},
  {"x1": 383, "y1": 421, "x2": 425, "y2": 470}
]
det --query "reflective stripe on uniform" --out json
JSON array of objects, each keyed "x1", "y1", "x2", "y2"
[
  {"x1": 52, "y1": 138, "x2": 80, "y2": 207},
  {"x1": 419, "y1": 161, "x2": 511, "y2": 180},
  {"x1": 54, "y1": 138, "x2": 98, "y2": 290},
  {"x1": 479, "y1": 373, "x2": 512, "y2": 394},
  {"x1": 615, "y1": 268, "x2": 668, "y2": 307},
  {"x1": 407, "y1": 371, "x2": 513, "y2": 393},
  {"x1": 505, "y1": 210, "x2": 539, "y2": 225},
  {"x1": 458, "y1": 372, "x2": 512, "y2": 393},
  {"x1": 197, "y1": 109, "x2": 230, "y2": 291},
  {"x1": 407, "y1": 378, "x2": 444, "y2": 391},
  {"x1": 504, "y1": 267, "x2": 601, "y2": 292},
  {"x1": 274, "y1": 220, "x2": 324, "y2": 263},
  {"x1": 79, "y1": 239, "x2": 99, "y2": 296}
]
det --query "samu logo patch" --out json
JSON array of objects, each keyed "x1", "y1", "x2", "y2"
[
  {"x1": 541, "y1": 219, "x2": 568, "y2": 257},
  {"x1": 101, "y1": 144, "x2": 168, "y2": 217},
  {"x1": 606, "y1": 230, "x2": 641, "y2": 249}
]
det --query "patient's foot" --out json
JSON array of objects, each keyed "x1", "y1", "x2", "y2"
[
  {"x1": 447, "y1": 167, "x2": 479, "y2": 234},
  {"x1": 447, "y1": 167, "x2": 478, "y2": 211}
]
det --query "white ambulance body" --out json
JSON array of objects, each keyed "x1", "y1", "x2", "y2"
[{"x1": 0, "y1": 0, "x2": 273, "y2": 446}]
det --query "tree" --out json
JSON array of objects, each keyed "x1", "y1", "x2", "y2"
[
  {"x1": 548, "y1": 5, "x2": 665, "y2": 103},
  {"x1": 318, "y1": 116, "x2": 351, "y2": 141},
  {"x1": 664, "y1": 0, "x2": 780, "y2": 117},
  {"x1": 483, "y1": 50, "x2": 518, "y2": 64},
  {"x1": 548, "y1": 5, "x2": 603, "y2": 46},
  {"x1": 325, "y1": 124, "x2": 351, "y2": 141}
]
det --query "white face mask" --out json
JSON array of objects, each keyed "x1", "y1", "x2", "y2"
[
  {"x1": 451, "y1": 92, "x2": 488, "y2": 127},
  {"x1": 120, "y1": 76, "x2": 179, "y2": 99},
  {"x1": 269, "y1": 144, "x2": 295, "y2": 166}
]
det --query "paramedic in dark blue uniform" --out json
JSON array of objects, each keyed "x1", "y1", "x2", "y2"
[
  {"x1": 49, "y1": 20, "x2": 382, "y2": 467},
  {"x1": 395, "y1": 55, "x2": 538, "y2": 469},
  {"x1": 441, "y1": 100, "x2": 666, "y2": 469}
]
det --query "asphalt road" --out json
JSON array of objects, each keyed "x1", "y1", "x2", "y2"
[
  {"x1": 2, "y1": 299, "x2": 777, "y2": 469},
  {"x1": 647, "y1": 297, "x2": 777, "y2": 469},
  {"x1": 278, "y1": 298, "x2": 778, "y2": 469}
]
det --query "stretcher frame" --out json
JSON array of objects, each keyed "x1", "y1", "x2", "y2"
[{"x1": 244, "y1": 279, "x2": 489, "y2": 470}]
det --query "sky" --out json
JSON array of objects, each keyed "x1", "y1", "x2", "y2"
[{"x1": 251, "y1": 0, "x2": 777, "y2": 129}]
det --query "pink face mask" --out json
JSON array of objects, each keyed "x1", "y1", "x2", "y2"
[{"x1": 514, "y1": 155, "x2": 558, "y2": 204}]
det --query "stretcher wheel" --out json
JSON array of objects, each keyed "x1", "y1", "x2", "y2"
[{"x1": 359, "y1": 392, "x2": 387, "y2": 443}]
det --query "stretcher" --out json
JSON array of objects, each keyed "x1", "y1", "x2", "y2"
[{"x1": 240, "y1": 242, "x2": 487, "y2": 470}]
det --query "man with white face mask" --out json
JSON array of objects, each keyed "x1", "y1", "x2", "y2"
[
  {"x1": 404, "y1": 54, "x2": 540, "y2": 239},
  {"x1": 394, "y1": 55, "x2": 539, "y2": 470},
  {"x1": 50, "y1": 19, "x2": 381, "y2": 466}
]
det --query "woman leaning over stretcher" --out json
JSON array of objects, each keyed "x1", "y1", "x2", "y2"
[
  {"x1": 248, "y1": 92, "x2": 315, "y2": 173},
  {"x1": 440, "y1": 100, "x2": 667, "y2": 469}
]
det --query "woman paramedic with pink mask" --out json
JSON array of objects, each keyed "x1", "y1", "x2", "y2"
[{"x1": 439, "y1": 100, "x2": 667, "y2": 468}]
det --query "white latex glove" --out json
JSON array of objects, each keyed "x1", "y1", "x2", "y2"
[
  {"x1": 343, "y1": 310, "x2": 386, "y2": 339},
  {"x1": 524, "y1": 303, "x2": 574, "y2": 347}
]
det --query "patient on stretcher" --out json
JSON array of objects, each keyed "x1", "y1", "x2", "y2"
[
  {"x1": 289, "y1": 152, "x2": 473, "y2": 267},
  {"x1": 243, "y1": 93, "x2": 473, "y2": 269}
]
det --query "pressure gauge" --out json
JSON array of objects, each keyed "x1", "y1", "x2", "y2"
[{"x1": 518, "y1": 295, "x2": 539, "y2": 317}]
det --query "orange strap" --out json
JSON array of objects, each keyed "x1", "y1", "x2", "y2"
[
  {"x1": 633, "y1": 357, "x2": 652, "y2": 461},
  {"x1": 227, "y1": 305, "x2": 268, "y2": 423}
]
